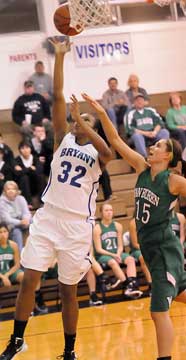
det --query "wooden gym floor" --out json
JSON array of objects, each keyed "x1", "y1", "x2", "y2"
[{"x1": 0, "y1": 297, "x2": 186, "y2": 360}]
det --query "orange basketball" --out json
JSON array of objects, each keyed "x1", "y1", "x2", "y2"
[{"x1": 53, "y1": 4, "x2": 83, "y2": 36}]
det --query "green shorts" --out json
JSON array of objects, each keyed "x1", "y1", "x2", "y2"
[
  {"x1": 97, "y1": 252, "x2": 129, "y2": 265},
  {"x1": 139, "y1": 226, "x2": 186, "y2": 312},
  {"x1": 9, "y1": 269, "x2": 23, "y2": 284},
  {"x1": 130, "y1": 249, "x2": 142, "y2": 261}
]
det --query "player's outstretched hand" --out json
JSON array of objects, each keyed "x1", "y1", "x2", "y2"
[
  {"x1": 70, "y1": 94, "x2": 80, "y2": 118},
  {"x1": 81, "y1": 93, "x2": 106, "y2": 115},
  {"x1": 48, "y1": 36, "x2": 71, "y2": 54}
]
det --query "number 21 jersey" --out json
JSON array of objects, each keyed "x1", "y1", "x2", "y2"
[{"x1": 42, "y1": 133, "x2": 101, "y2": 219}]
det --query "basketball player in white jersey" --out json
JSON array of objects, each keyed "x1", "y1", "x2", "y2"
[{"x1": 0, "y1": 39, "x2": 112, "y2": 360}]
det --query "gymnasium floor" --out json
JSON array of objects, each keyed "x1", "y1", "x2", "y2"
[{"x1": 0, "y1": 297, "x2": 186, "y2": 360}]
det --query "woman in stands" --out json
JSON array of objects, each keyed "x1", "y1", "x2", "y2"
[
  {"x1": 166, "y1": 92, "x2": 186, "y2": 151},
  {"x1": 81, "y1": 93, "x2": 186, "y2": 360},
  {"x1": 0, "y1": 181, "x2": 32, "y2": 252}
]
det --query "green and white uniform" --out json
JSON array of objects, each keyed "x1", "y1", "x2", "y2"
[
  {"x1": 95, "y1": 221, "x2": 129, "y2": 264},
  {"x1": 135, "y1": 168, "x2": 186, "y2": 312},
  {"x1": 170, "y1": 211, "x2": 180, "y2": 239},
  {"x1": 0, "y1": 241, "x2": 22, "y2": 283}
]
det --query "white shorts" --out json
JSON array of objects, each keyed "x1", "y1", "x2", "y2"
[{"x1": 21, "y1": 203, "x2": 92, "y2": 285}]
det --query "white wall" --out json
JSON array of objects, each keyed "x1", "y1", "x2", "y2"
[{"x1": 0, "y1": 20, "x2": 186, "y2": 110}]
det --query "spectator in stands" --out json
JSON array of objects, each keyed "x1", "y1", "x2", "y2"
[
  {"x1": 0, "y1": 133, "x2": 14, "y2": 167},
  {"x1": 93, "y1": 203, "x2": 142, "y2": 299},
  {"x1": 0, "y1": 181, "x2": 32, "y2": 252},
  {"x1": 30, "y1": 125, "x2": 53, "y2": 177},
  {"x1": 102, "y1": 77, "x2": 128, "y2": 132},
  {"x1": 125, "y1": 74, "x2": 149, "y2": 109},
  {"x1": 128, "y1": 218, "x2": 152, "y2": 293},
  {"x1": 0, "y1": 148, "x2": 14, "y2": 195},
  {"x1": 12, "y1": 80, "x2": 51, "y2": 140},
  {"x1": 29, "y1": 60, "x2": 53, "y2": 105},
  {"x1": 0, "y1": 223, "x2": 24, "y2": 287},
  {"x1": 124, "y1": 93, "x2": 169, "y2": 158},
  {"x1": 166, "y1": 92, "x2": 186, "y2": 151},
  {"x1": 14, "y1": 141, "x2": 46, "y2": 208}
]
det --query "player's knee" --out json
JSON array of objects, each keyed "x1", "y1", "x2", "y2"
[
  {"x1": 60, "y1": 283, "x2": 77, "y2": 303},
  {"x1": 21, "y1": 269, "x2": 42, "y2": 292},
  {"x1": 108, "y1": 259, "x2": 117, "y2": 268}
]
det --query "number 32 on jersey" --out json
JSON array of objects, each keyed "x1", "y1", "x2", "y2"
[{"x1": 58, "y1": 160, "x2": 87, "y2": 188}]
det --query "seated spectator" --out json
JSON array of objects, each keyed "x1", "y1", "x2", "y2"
[
  {"x1": 124, "y1": 93, "x2": 169, "y2": 158},
  {"x1": 0, "y1": 148, "x2": 14, "y2": 195},
  {"x1": 128, "y1": 218, "x2": 152, "y2": 293},
  {"x1": 30, "y1": 125, "x2": 53, "y2": 177},
  {"x1": 14, "y1": 141, "x2": 46, "y2": 207},
  {"x1": 102, "y1": 77, "x2": 128, "y2": 133},
  {"x1": 93, "y1": 203, "x2": 142, "y2": 299},
  {"x1": 0, "y1": 181, "x2": 32, "y2": 252},
  {"x1": 29, "y1": 60, "x2": 53, "y2": 105},
  {"x1": 0, "y1": 223, "x2": 24, "y2": 287},
  {"x1": 166, "y1": 92, "x2": 186, "y2": 151},
  {"x1": 12, "y1": 80, "x2": 52, "y2": 140},
  {"x1": 0, "y1": 133, "x2": 14, "y2": 167},
  {"x1": 125, "y1": 74, "x2": 149, "y2": 109}
]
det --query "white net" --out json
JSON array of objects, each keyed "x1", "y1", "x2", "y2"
[
  {"x1": 154, "y1": 0, "x2": 172, "y2": 5},
  {"x1": 154, "y1": 0, "x2": 186, "y2": 14},
  {"x1": 68, "y1": 0, "x2": 113, "y2": 32}
]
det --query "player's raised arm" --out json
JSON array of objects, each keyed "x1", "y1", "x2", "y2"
[
  {"x1": 81, "y1": 93, "x2": 147, "y2": 173},
  {"x1": 49, "y1": 38, "x2": 70, "y2": 151},
  {"x1": 70, "y1": 94, "x2": 112, "y2": 165}
]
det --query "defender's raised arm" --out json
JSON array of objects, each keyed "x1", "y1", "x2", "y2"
[{"x1": 81, "y1": 93, "x2": 147, "y2": 173}]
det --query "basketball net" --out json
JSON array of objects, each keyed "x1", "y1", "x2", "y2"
[
  {"x1": 68, "y1": 0, "x2": 113, "y2": 32},
  {"x1": 153, "y1": 0, "x2": 186, "y2": 15}
]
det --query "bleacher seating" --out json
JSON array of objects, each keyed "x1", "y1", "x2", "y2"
[{"x1": 1, "y1": 90, "x2": 186, "y2": 310}]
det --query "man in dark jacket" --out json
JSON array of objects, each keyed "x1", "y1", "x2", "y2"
[{"x1": 12, "y1": 80, "x2": 52, "y2": 140}]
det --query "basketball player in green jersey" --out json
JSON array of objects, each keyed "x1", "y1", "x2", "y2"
[
  {"x1": 94, "y1": 203, "x2": 142, "y2": 298},
  {"x1": 81, "y1": 93, "x2": 186, "y2": 360},
  {"x1": 0, "y1": 223, "x2": 24, "y2": 287}
]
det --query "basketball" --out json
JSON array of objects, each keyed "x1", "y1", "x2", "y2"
[{"x1": 53, "y1": 4, "x2": 83, "y2": 36}]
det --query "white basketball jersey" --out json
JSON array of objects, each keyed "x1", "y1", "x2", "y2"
[{"x1": 42, "y1": 132, "x2": 102, "y2": 219}]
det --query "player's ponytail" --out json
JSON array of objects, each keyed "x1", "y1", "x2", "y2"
[{"x1": 166, "y1": 138, "x2": 182, "y2": 167}]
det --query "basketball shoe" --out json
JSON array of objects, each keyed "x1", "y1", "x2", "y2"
[
  {"x1": 89, "y1": 292, "x2": 103, "y2": 306},
  {"x1": 124, "y1": 277, "x2": 143, "y2": 299},
  {"x1": 0, "y1": 335, "x2": 27, "y2": 360},
  {"x1": 56, "y1": 351, "x2": 77, "y2": 359}
]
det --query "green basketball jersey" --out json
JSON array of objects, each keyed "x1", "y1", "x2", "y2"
[
  {"x1": 135, "y1": 168, "x2": 177, "y2": 240},
  {"x1": 99, "y1": 221, "x2": 118, "y2": 254},
  {"x1": 0, "y1": 241, "x2": 14, "y2": 274},
  {"x1": 170, "y1": 211, "x2": 180, "y2": 239}
]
